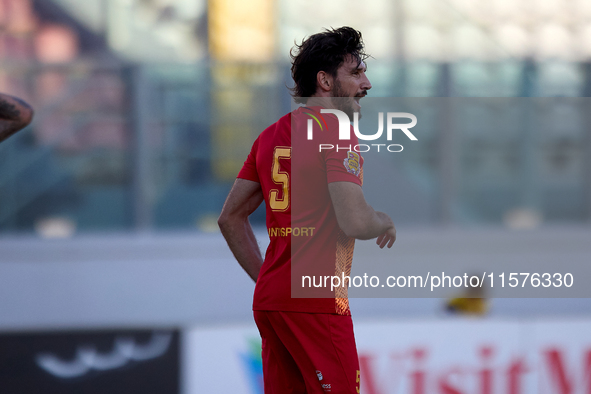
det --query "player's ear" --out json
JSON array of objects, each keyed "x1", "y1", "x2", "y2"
[{"x1": 316, "y1": 71, "x2": 332, "y2": 93}]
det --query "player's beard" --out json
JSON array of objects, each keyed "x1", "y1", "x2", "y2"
[{"x1": 330, "y1": 79, "x2": 359, "y2": 119}]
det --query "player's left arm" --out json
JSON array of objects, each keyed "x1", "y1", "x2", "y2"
[
  {"x1": 0, "y1": 93, "x2": 34, "y2": 143},
  {"x1": 328, "y1": 181, "x2": 396, "y2": 248},
  {"x1": 218, "y1": 178, "x2": 265, "y2": 282}
]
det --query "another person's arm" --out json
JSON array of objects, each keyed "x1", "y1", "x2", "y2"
[
  {"x1": 218, "y1": 178, "x2": 265, "y2": 282},
  {"x1": 0, "y1": 93, "x2": 34, "y2": 143},
  {"x1": 328, "y1": 181, "x2": 396, "y2": 248}
]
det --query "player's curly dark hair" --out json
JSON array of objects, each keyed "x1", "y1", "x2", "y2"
[{"x1": 289, "y1": 26, "x2": 369, "y2": 103}]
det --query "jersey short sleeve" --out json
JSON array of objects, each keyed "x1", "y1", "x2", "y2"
[
  {"x1": 325, "y1": 149, "x2": 363, "y2": 185},
  {"x1": 237, "y1": 135, "x2": 260, "y2": 183},
  {"x1": 323, "y1": 130, "x2": 363, "y2": 186}
]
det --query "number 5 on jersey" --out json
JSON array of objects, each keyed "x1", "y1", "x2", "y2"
[{"x1": 270, "y1": 147, "x2": 291, "y2": 212}]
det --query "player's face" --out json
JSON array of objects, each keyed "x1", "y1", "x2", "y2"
[{"x1": 331, "y1": 54, "x2": 372, "y2": 118}]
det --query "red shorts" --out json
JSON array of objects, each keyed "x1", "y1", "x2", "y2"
[{"x1": 253, "y1": 310, "x2": 360, "y2": 394}]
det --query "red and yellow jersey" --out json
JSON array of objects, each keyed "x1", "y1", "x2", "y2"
[{"x1": 238, "y1": 106, "x2": 363, "y2": 315}]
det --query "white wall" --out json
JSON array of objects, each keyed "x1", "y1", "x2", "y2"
[{"x1": 0, "y1": 226, "x2": 590, "y2": 331}]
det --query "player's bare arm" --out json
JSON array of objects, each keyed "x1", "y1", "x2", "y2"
[
  {"x1": 0, "y1": 93, "x2": 34, "y2": 143},
  {"x1": 328, "y1": 181, "x2": 396, "y2": 248},
  {"x1": 218, "y1": 178, "x2": 265, "y2": 282}
]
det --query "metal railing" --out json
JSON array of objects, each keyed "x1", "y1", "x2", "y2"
[{"x1": 0, "y1": 60, "x2": 590, "y2": 234}]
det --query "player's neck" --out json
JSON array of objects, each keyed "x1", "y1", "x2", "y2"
[{"x1": 305, "y1": 96, "x2": 335, "y2": 110}]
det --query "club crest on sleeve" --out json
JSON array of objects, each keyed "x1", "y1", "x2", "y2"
[{"x1": 343, "y1": 151, "x2": 361, "y2": 176}]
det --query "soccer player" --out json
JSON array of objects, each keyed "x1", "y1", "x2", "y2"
[
  {"x1": 0, "y1": 93, "x2": 34, "y2": 143},
  {"x1": 218, "y1": 27, "x2": 396, "y2": 393}
]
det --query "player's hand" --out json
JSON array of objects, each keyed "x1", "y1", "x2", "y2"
[{"x1": 376, "y1": 226, "x2": 396, "y2": 249}]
